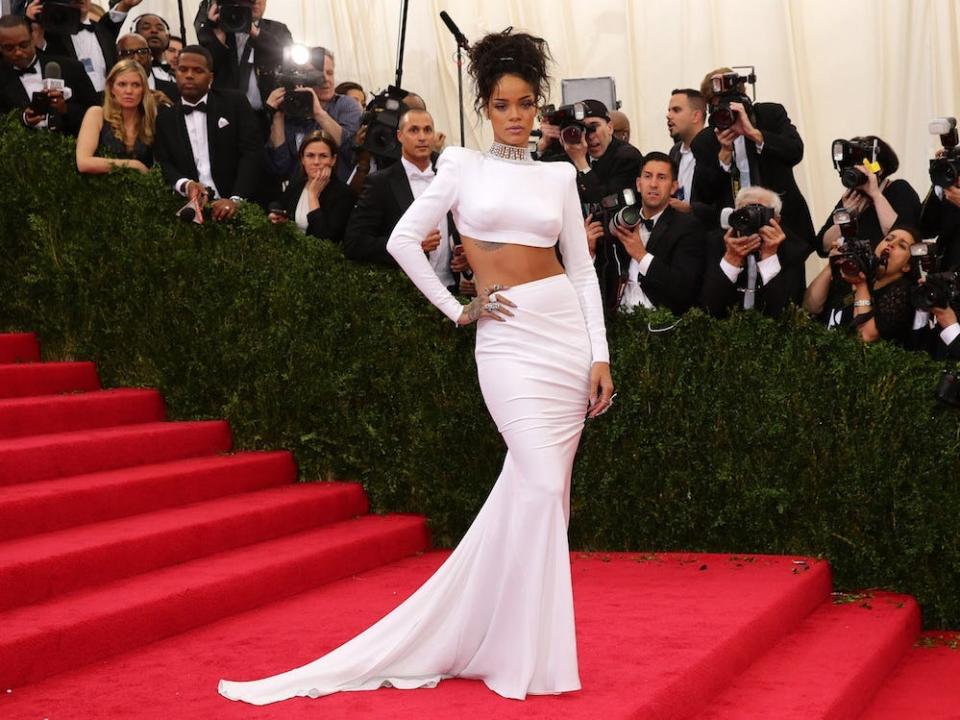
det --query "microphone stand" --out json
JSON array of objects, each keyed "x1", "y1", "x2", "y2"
[
  {"x1": 439, "y1": 11, "x2": 469, "y2": 147},
  {"x1": 395, "y1": 0, "x2": 410, "y2": 88},
  {"x1": 176, "y1": 0, "x2": 187, "y2": 44}
]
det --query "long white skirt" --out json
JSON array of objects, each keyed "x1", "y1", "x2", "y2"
[{"x1": 218, "y1": 273, "x2": 593, "y2": 705}]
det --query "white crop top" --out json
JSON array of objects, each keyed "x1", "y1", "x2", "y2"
[{"x1": 386, "y1": 146, "x2": 610, "y2": 363}]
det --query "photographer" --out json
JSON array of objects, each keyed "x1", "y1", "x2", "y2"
[
  {"x1": 263, "y1": 47, "x2": 360, "y2": 184},
  {"x1": 130, "y1": 13, "x2": 174, "y2": 83},
  {"x1": 0, "y1": 14, "x2": 97, "y2": 135},
  {"x1": 538, "y1": 98, "x2": 643, "y2": 204},
  {"x1": 804, "y1": 225, "x2": 920, "y2": 345},
  {"x1": 817, "y1": 135, "x2": 920, "y2": 256},
  {"x1": 194, "y1": 0, "x2": 291, "y2": 118},
  {"x1": 698, "y1": 67, "x2": 816, "y2": 260},
  {"x1": 701, "y1": 186, "x2": 803, "y2": 318},
  {"x1": 921, "y1": 123, "x2": 960, "y2": 271},
  {"x1": 613, "y1": 151, "x2": 705, "y2": 315}
]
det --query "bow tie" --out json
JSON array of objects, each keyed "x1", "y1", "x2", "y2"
[
  {"x1": 78, "y1": 22, "x2": 96, "y2": 33},
  {"x1": 182, "y1": 102, "x2": 207, "y2": 115},
  {"x1": 641, "y1": 218, "x2": 655, "y2": 232},
  {"x1": 14, "y1": 64, "x2": 37, "y2": 76}
]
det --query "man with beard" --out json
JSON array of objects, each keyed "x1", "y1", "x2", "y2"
[{"x1": 130, "y1": 13, "x2": 173, "y2": 82}]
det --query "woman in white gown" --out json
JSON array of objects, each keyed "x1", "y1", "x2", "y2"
[{"x1": 218, "y1": 28, "x2": 614, "y2": 705}]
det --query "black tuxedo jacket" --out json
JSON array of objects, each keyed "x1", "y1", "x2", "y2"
[
  {"x1": 194, "y1": 4, "x2": 292, "y2": 105},
  {"x1": 343, "y1": 156, "x2": 459, "y2": 269},
  {"x1": 153, "y1": 76, "x2": 180, "y2": 105},
  {"x1": 43, "y1": 13, "x2": 122, "y2": 78},
  {"x1": 0, "y1": 51, "x2": 98, "y2": 135},
  {"x1": 698, "y1": 102, "x2": 816, "y2": 264},
  {"x1": 618, "y1": 205, "x2": 706, "y2": 315},
  {"x1": 700, "y1": 228, "x2": 804, "y2": 318},
  {"x1": 575, "y1": 136, "x2": 644, "y2": 203},
  {"x1": 921, "y1": 187, "x2": 960, "y2": 271},
  {"x1": 154, "y1": 89, "x2": 263, "y2": 200},
  {"x1": 670, "y1": 128, "x2": 728, "y2": 229},
  {"x1": 280, "y1": 174, "x2": 354, "y2": 243}
]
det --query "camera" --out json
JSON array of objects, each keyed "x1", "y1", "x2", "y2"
[
  {"x1": 929, "y1": 117, "x2": 960, "y2": 189},
  {"x1": 359, "y1": 86, "x2": 409, "y2": 161},
  {"x1": 831, "y1": 138, "x2": 878, "y2": 189},
  {"x1": 727, "y1": 203, "x2": 774, "y2": 237},
  {"x1": 911, "y1": 271, "x2": 960, "y2": 311},
  {"x1": 541, "y1": 102, "x2": 591, "y2": 145},
  {"x1": 272, "y1": 46, "x2": 324, "y2": 120},
  {"x1": 596, "y1": 188, "x2": 642, "y2": 235},
  {"x1": 40, "y1": 0, "x2": 82, "y2": 35},
  {"x1": 829, "y1": 209, "x2": 881, "y2": 283},
  {"x1": 707, "y1": 68, "x2": 756, "y2": 131},
  {"x1": 218, "y1": 0, "x2": 254, "y2": 34}
]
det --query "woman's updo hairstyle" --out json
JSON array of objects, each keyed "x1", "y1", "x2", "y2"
[{"x1": 468, "y1": 27, "x2": 552, "y2": 114}]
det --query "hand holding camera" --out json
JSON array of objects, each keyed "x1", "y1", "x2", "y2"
[
  {"x1": 584, "y1": 213, "x2": 604, "y2": 256},
  {"x1": 722, "y1": 228, "x2": 761, "y2": 267}
]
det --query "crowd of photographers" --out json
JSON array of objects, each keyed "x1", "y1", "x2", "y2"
[{"x1": 3, "y1": 3, "x2": 960, "y2": 371}]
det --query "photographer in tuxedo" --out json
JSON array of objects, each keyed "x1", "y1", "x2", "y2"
[
  {"x1": 0, "y1": 14, "x2": 97, "y2": 135},
  {"x1": 538, "y1": 98, "x2": 643, "y2": 204},
  {"x1": 194, "y1": 0, "x2": 290, "y2": 122},
  {"x1": 613, "y1": 151, "x2": 705, "y2": 315},
  {"x1": 701, "y1": 186, "x2": 804, "y2": 318},
  {"x1": 698, "y1": 67, "x2": 816, "y2": 265},
  {"x1": 23, "y1": 0, "x2": 138, "y2": 93},
  {"x1": 154, "y1": 45, "x2": 262, "y2": 222},
  {"x1": 343, "y1": 107, "x2": 468, "y2": 294}
]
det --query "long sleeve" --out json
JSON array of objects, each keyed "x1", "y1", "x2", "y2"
[
  {"x1": 557, "y1": 166, "x2": 610, "y2": 363},
  {"x1": 386, "y1": 150, "x2": 464, "y2": 323}
]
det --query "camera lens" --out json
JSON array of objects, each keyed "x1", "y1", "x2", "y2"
[
  {"x1": 561, "y1": 125, "x2": 584, "y2": 145},
  {"x1": 709, "y1": 105, "x2": 737, "y2": 131},
  {"x1": 930, "y1": 158, "x2": 958, "y2": 189},
  {"x1": 840, "y1": 167, "x2": 867, "y2": 189}
]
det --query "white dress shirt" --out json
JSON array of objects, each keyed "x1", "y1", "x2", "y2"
[
  {"x1": 720, "y1": 253, "x2": 781, "y2": 285},
  {"x1": 175, "y1": 94, "x2": 220, "y2": 199},
  {"x1": 295, "y1": 186, "x2": 311, "y2": 231},
  {"x1": 677, "y1": 144, "x2": 695, "y2": 202},
  {"x1": 719, "y1": 135, "x2": 765, "y2": 189},
  {"x1": 70, "y1": 8, "x2": 126, "y2": 93},
  {"x1": 620, "y1": 208, "x2": 664, "y2": 312},
  {"x1": 234, "y1": 32, "x2": 262, "y2": 110},
  {"x1": 401, "y1": 156, "x2": 454, "y2": 288}
]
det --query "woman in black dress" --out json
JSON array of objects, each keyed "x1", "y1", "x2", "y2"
[{"x1": 76, "y1": 59, "x2": 156, "y2": 174}]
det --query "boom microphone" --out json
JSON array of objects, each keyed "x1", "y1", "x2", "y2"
[{"x1": 439, "y1": 11, "x2": 469, "y2": 49}]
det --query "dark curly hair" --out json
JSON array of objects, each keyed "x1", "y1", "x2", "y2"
[{"x1": 467, "y1": 28, "x2": 552, "y2": 113}]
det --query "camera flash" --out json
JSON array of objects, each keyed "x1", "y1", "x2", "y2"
[
  {"x1": 832, "y1": 140, "x2": 845, "y2": 162},
  {"x1": 288, "y1": 44, "x2": 310, "y2": 67}
]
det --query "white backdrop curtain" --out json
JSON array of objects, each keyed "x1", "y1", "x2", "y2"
[{"x1": 112, "y1": 0, "x2": 960, "y2": 248}]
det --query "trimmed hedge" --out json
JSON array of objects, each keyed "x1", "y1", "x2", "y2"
[{"x1": 2, "y1": 115, "x2": 959, "y2": 627}]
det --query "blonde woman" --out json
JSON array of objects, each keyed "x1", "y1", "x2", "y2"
[{"x1": 76, "y1": 59, "x2": 157, "y2": 174}]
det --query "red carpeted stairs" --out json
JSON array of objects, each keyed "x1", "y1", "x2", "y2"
[
  {"x1": 0, "y1": 332, "x2": 430, "y2": 690},
  {"x1": 1, "y1": 331, "x2": 957, "y2": 719}
]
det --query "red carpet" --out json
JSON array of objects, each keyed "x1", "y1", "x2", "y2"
[{"x1": 0, "y1": 331, "x2": 956, "y2": 718}]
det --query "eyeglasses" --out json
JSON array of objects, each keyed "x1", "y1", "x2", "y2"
[{"x1": 118, "y1": 48, "x2": 152, "y2": 58}]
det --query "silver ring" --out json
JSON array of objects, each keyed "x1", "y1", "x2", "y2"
[{"x1": 483, "y1": 302, "x2": 501, "y2": 313}]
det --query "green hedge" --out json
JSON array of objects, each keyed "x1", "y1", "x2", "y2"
[{"x1": 2, "y1": 115, "x2": 959, "y2": 627}]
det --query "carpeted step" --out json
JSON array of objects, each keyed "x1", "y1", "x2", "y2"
[
  {"x1": 0, "y1": 420, "x2": 232, "y2": 486},
  {"x1": 0, "y1": 361, "x2": 100, "y2": 399},
  {"x1": 0, "y1": 333, "x2": 40, "y2": 363},
  {"x1": 859, "y1": 631, "x2": 960, "y2": 719},
  {"x1": 0, "y1": 481, "x2": 370, "y2": 612},
  {"x1": 0, "y1": 452, "x2": 296, "y2": 542},
  {"x1": 0, "y1": 513, "x2": 430, "y2": 687},
  {"x1": 0, "y1": 387, "x2": 166, "y2": 440},
  {"x1": 699, "y1": 592, "x2": 921, "y2": 719}
]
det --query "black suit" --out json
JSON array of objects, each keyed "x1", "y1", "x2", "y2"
[
  {"x1": 153, "y1": 76, "x2": 180, "y2": 105},
  {"x1": 279, "y1": 174, "x2": 353, "y2": 243},
  {"x1": 43, "y1": 13, "x2": 122, "y2": 84},
  {"x1": 0, "y1": 51, "x2": 98, "y2": 135},
  {"x1": 343, "y1": 158, "x2": 460, "y2": 275},
  {"x1": 619, "y1": 206, "x2": 705, "y2": 315},
  {"x1": 920, "y1": 187, "x2": 960, "y2": 271},
  {"x1": 154, "y1": 89, "x2": 263, "y2": 200},
  {"x1": 670, "y1": 128, "x2": 728, "y2": 229},
  {"x1": 575, "y1": 136, "x2": 644, "y2": 203},
  {"x1": 698, "y1": 102, "x2": 816, "y2": 264},
  {"x1": 700, "y1": 228, "x2": 804, "y2": 318},
  {"x1": 194, "y1": 3, "x2": 291, "y2": 111}
]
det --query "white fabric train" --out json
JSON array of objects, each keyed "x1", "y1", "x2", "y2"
[{"x1": 218, "y1": 274, "x2": 592, "y2": 704}]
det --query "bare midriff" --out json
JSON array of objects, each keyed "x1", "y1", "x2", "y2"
[{"x1": 461, "y1": 236, "x2": 564, "y2": 292}]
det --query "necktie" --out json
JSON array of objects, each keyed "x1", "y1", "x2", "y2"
[
  {"x1": 78, "y1": 22, "x2": 96, "y2": 33},
  {"x1": 182, "y1": 102, "x2": 207, "y2": 115},
  {"x1": 14, "y1": 64, "x2": 37, "y2": 76}
]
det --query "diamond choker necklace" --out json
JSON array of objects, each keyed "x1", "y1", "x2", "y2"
[{"x1": 487, "y1": 141, "x2": 533, "y2": 163}]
